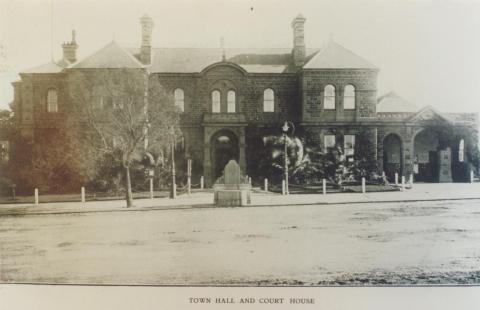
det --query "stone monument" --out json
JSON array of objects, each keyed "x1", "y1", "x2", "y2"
[
  {"x1": 438, "y1": 147, "x2": 452, "y2": 182},
  {"x1": 213, "y1": 160, "x2": 251, "y2": 207}
]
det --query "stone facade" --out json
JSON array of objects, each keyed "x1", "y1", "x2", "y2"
[{"x1": 10, "y1": 14, "x2": 479, "y2": 187}]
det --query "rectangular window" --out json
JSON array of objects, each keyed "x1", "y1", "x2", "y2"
[
  {"x1": 344, "y1": 135, "x2": 355, "y2": 156},
  {"x1": 324, "y1": 135, "x2": 336, "y2": 150}
]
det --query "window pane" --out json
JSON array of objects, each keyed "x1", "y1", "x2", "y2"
[
  {"x1": 324, "y1": 135, "x2": 336, "y2": 149},
  {"x1": 227, "y1": 90, "x2": 235, "y2": 113},
  {"x1": 324, "y1": 97, "x2": 335, "y2": 110},
  {"x1": 459, "y1": 139, "x2": 465, "y2": 162},
  {"x1": 344, "y1": 85, "x2": 355, "y2": 109},
  {"x1": 47, "y1": 89, "x2": 58, "y2": 113},
  {"x1": 344, "y1": 85, "x2": 355, "y2": 96},
  {"x1": 174, "y1": 88, "x2": 184, "y2": 112},
  {"x1": 325, "y1": 85, "x2": 335, "y2": 96},
  {"x1": 212, "y1": 90, "x2": 220, "y2": 113},
  {"x1": 344, "y1": 135, "x2": 355, "y2": 156},
  {"x1": 324, "y1": 85, "x2": 335, "y2": 110},
  {"x1": 263, "y1": 89, "x2": 274, "y2": 112}
]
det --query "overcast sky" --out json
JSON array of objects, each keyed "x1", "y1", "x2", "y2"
[{"x1": 1, "y1": 0, "x2": 480, "y2": 115}]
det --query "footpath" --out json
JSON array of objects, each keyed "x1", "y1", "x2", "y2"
[{"x1": 0, "y1": 183, "x2": 479, "y2": 216}]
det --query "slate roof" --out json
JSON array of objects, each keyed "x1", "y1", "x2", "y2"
[
  {"x1": 303, "y1": 39, "x2": 377, "y2": 70},
  {"x1": 377, "y1": 91, "x2": 419, "y2": 112},
  {"x1": 72, "y1": 41, "x2": 144, "y2": 69},
  {"x1": 21, "y1": 61, "x2": 66, "y2": 74},
  {"x1": 126, "y1": 47, "x2": 320, "y2": 73}
]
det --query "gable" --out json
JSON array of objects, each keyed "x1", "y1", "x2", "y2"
[{"x1": 407, "y1": 106, "x2": 451, "y2": 124}]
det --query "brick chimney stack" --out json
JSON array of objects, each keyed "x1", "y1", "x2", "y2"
[
  {"x1": 62, "y1": 30, "x2": 79, "y2": 64},
  {"x1": 140, "y1": 14, "x2": 154, "y2": 65},
  {"x1": 291, "y1": 14, "x2": 306, "y2": 67}
]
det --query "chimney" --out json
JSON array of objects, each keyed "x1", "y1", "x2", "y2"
[
  {"x1": 140, "y1": 14, "x2": 154, "y2": 65},
  {"x1": 62, "y1": 30, "x2": 79, "y2": 64},
  {"x1": 291, "y1": 14, "x2": 306, "y2": 67}
]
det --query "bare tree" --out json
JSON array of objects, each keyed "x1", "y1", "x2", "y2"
[{"x1": 69, "y1": 68, "x2": 180, "y2": 207}]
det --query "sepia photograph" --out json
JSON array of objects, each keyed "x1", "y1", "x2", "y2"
[{"x1": 1, "y1": 0, "x2": 480, "y2": 308}]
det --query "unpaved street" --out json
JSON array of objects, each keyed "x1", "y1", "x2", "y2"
[{"x1": 1, "y1": 199, "x2": 480, "y2": 285}]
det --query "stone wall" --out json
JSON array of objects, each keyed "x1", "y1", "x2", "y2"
[{"x1": 301, "y1": 69, "x2": 378, "y2": 122}]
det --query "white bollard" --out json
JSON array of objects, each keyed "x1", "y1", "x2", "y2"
[
  {"x1": 34, "y1": 188, "x2": 39, "y2": 206},
  {"x1": 249, "y1": 177, "x2": 252, "y2": 187},
  {"x1": 395, "y1": 172, "x2": 399, "y2": 185},
  {"x1": 264, "y1": 178, "x2": 268, "y2": 192},
  {"x1": 362, "y1": 177, "x2": 366, "y2": 194},
  {"x1": 409, "y1": 174, "x2": 414, "y2": 185},
  {"x1": 81, "y1": 187, "x2": 85, "y2": 203},
  {"x1": 149, "y1": 178, "x2": 154, "y2": 199},
  {"x1": 187, "y1": 177, "x2": 191, "y2": 195},
  {"x1": 471, "y1": 170, "x2": 474, "y2": 183},
  {"x1": 322, "y1": 179, "x2": 326, "y2": 195},
  {"x1": 401, "y1": 176, "x2": 405, "y2": 191},
  {"x1": 200, "y1": 176, "x2": 204, "y2": 189},
  {"x1": 282, "y1": 180, "x2": 286, "y2": 195}
]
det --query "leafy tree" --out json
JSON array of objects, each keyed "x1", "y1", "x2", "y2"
[{"x1": 70, "y1": 69, "x2": 180, "y2": 207}]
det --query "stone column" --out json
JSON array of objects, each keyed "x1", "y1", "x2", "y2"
[{"x1": 238, "y1": 127, "x2": 246, "y2": 174}]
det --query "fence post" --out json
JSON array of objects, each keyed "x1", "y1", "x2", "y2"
[
  {"x1": 200, "y1": 176, "x2": 204, "y2": 189},
  {"x1": 149, "y1": 178, "x2": 154, "y2": 199},
  {"x1": 187, "y1": 159, "x2": 192, "y2": 195},
  {"x1": 471, "y1": 170, "x2": 474, "y2": 183},
  {"x1": 362, "y1": 177, "x2": 366, "y2": 194},
  {"x1": 81, "y1": 187, "x2": 85, "y2": 203},
  {"x1": 264, "y1": 178, "x2": 268, "y2": 192},
  {"x1": 34, "y1": 188, "x2": 39, "y2": 206},
  {"x1": 401, "y1": 176, "x2": 405, "y2": 191},
  {"x1": 282, "y1": 180, "x2": 286, "y2": 195},
  {"x1": 395, "y1": 172, "x2": 399, "y2": 185},
  {"x1": 322, "y1": 178, "x2": 326, "y2": 195}
]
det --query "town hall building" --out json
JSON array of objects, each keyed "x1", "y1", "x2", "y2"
[{"x1": 11, "y1": 14, "x2": 479, "y2": 187}]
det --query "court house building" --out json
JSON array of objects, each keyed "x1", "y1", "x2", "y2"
[{"x1": 11, "y1": 14, "x2": 478, "y2": 186}]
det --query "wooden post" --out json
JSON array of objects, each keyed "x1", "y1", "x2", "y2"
[
  {"x1": 471, "y1": 170, "x2": 474, "y2": 183},
  {"x1": 149, "y1": 178, "x2": 154, "y2": 199},
  {"x1": 81, "y1": 187, "x2": 85, "y2": 203},
  {"x1": 200, "y1": 176, "x2": 204, "y2": 189},
  {"x1": 34, "y1": 188, "x2": 39, "y2": 206},
  {"x1": 395, "y1": 172, "x2": 399, "y2": 185},
  {"x1": 282, "y1": 180, "x2": 286, "y2": 195},
  {"x1": 361, "y1": 177, "x2": 366, "y2": 194},
  {"x1": 264, "y1": 178, "x2": 268, "y2": 192},
  {"x1": 322, "y1": 178, "x2": 326, "y2": 195},
  {"x1": 187, "y1": 159, "x2": 192, "y2": 195}
]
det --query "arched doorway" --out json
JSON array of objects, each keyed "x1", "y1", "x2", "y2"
[
  {"x1": 211, "y1": 130, "x2": 239, "y2": 181},
  {"x1": 413, "y1": 129, "x2": 440, "y2": 182},
  {"x1": 383, "y1": 134, "x2": 403, "y2": 182}
]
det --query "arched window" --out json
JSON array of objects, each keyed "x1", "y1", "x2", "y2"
[
  {"x1": 459, "y1": 139, "x2": 465, "y2": 162},
  {"x1": 227, "y1": 90, "x2": 236, "y2": 113},
  {"x1": 47, "y1": 89, "x2": 58, "y2": 113},
  {"x1": 212, "y1": 90, "x2": 221, "y2": 113},
  {"x1": 344, "y1": 85, "x2": 355, "y2": 110},
  {"x1": 263, "y1": 88, "x2": 274, "y2": 112},
  {"x1": 174, "y1": 88, "x2": 184, "y2": 112},
  {"x1": 324, "y1": 85, "x2": 335, "y2": 110}
]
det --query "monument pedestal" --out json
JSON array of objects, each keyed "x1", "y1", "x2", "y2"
[{"x1": 213, "y1": 160, "x2": 251, "y2": 207}]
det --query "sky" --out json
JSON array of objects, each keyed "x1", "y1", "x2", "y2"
[{"x1": 1, "y1": 0, "x2": 480, "y2": 115}]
